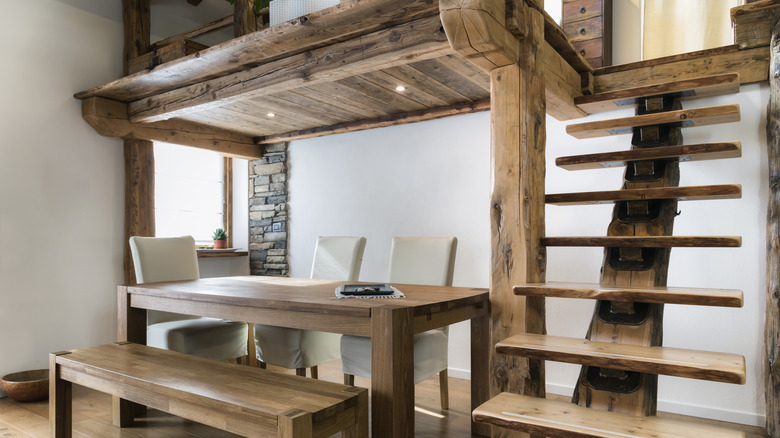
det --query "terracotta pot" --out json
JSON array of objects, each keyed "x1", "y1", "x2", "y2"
[
  {"x1": 1, "y1": 369, "x2": 49, "y2": 402},
  {"x1": 213, "y1": 239, "x2": 227, "y2": 249}
]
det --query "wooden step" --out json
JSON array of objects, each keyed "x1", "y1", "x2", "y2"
[
  {"x1": 513, "y1": 282, "x2": 743, "y2": 307},
  {"x1": 566, "y1": 104, "x2": 741, "y2": 139},
  {"x1": 556, "y1": 142, "x2": 742, "y2": 170},
  {"x1": 473, "y1": 393, "x2": 745, "y2": 438},
  {"x1": 575, "y1": 73, "x2": 740, "y2": 114},
  {"x1": 541, "y1": 236, "x2": 742, "y2": 247},
  {"x1": 496, "y1": 333, "x2": 746, "y2": 384},
  {"x1": 546, "y1": 184, "x2": 741, "y2": 205}
]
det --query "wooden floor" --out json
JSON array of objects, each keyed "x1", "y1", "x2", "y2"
[{"x1": 0, "y1": 359, "x2": 769, "y2": 437}]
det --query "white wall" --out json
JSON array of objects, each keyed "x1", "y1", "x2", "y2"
[{"x1": 0, "y1": 0, "x2": 125, "y2": 391}]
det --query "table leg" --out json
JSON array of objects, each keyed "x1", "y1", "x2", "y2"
[
  {"x1": 50, "y1": 352, "x2": 72, "y2": 438},
  {"x1": 115, "y1": 287, "x2": 147, "y2": 426},
  {"x1": 471, "y1": 306, "x2": 491, "y2": 437},
  {"x1": 371, "y1": 305, "x2": 414, "y2": 438}
]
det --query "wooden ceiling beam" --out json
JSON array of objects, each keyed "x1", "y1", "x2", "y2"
[
  {"x1": 82, "y1": 97, "x2": 262, "y2": 159},
  {"x1": 75, "y1": 0, "x2": 440, "y2": 102},
  {"x1": 256, "y1": 99, "x2": 491, "y2": 144},
  {"x1": 127, "y1": 15, "x2": 452, "y2": 123}
]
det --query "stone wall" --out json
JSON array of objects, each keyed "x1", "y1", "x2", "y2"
[{"x1": 248, "y1": 142, "x2": 289, "y2": 276}]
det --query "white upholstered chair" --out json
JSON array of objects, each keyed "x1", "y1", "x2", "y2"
[
  {"x1": 340, "y1": 236, "x2": 457, "y2": 409},
  {"x1": 253, "y1": 236, "x2": 367, "y2": 378},
  {"x1": 129, "y1": 236, "x2": 248, "y2": 362}
]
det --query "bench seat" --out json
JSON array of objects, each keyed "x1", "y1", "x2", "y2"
[{"x1": 49, "y1": 342, "x2": 367, "y2": 438}]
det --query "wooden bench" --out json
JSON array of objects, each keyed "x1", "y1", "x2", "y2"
[{"x1": 49, "y1": 342, "x2": 367, "y2": 438}]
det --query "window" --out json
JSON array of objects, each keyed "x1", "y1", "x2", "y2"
[{"x1": 154, "y1": 142, "x2": 230, "y2": 246}]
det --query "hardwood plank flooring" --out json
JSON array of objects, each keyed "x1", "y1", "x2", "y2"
[{"x1": 0, "y1": 360, "x2": 769, "y2": 437}]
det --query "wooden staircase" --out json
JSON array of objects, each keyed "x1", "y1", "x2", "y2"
[{"x1": 475, "y1": 73, "x2": 746, "y2": 436}]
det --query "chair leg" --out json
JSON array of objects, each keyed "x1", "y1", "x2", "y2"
[
  {"x1": 439, "y1": 369, "x2": 449, "y2": 410},
  {"x1": 344, "y1": 374, "x2": 354, "y2": 386},
  {"x1": 310, "y1": 366, "x2": 318, "y2": 379},
  {"x1": 258, "y1": 361, "x2": 267, "y2": 369},
  {"x1": 296, "y1": 368, "x2": 306, "y2": 377}
]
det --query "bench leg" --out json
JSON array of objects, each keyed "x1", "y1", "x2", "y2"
[
  {"x1": 50, "y1": 353, "x2": 72, "y2": 438},
  {"x1": 278, "y1": 409, "x2": 313, "y2": 438},
  {"x1": 342, "y1": 387, "x2": 368, "y2": 438}
]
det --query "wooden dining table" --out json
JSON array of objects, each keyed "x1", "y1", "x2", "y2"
[{"x1": 116, "y1": 275, "x2": 491, "y2": 437}]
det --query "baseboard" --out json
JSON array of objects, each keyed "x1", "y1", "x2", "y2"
[
  {"x1": 447, "y1": 366, "x2": 470, "y2": 380},
  {"x1": 545, "y1": 382, "x2": 765, "y2": 427}
]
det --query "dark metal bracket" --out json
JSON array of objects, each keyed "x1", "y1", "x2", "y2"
[
  {"x1": 597, "y1": 300, "x2": 649, "y2": 325},
  {"x1": 585, "y1": 366, "x2": 642, "y2": 393},
  {"x1": 607, "y1": 247, "x2": 657, "y2": 271}
]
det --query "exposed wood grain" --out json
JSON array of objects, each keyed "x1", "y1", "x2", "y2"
[
  {"x1": 122, "y1": 140, "x2": 154, "y2": 286},
  {"x1": 474, "y1": 393, "x2": 746, "y2": 438},
  {"x1": 731, "y1": 0, "x2": 780, "y2": 49},
  {"x1": 128, "y1": 15, "x2": 451, "y2": 123},
  {"x1": 256, "y1": 100, "x2": 491, "y2": 144},
  {"x1": 542, "y1": 236, "x2": 742, "y2": 247},
  {"x1": 576, "y1": 73, "x2": 740, "y2": 114},
  {"x1": 122, "y1": 0, "x2": 150, "y2": 76},
  {"x1": 149, "y1": 15, "x2": 232, "y2": 51},
  {"x1": 129, "y1": 40, "x2": 208, "y2": 75},
  {"x1": 566, "y1": 104, "x2": 741, "y2": 139},
  {"x1": 480, "y1": 3, "x2": 547, "y2": 437},
  {"x1": 439, "y1": 0, "x2": 520, "y2": 71},
  {"x1": 563, "y1": 15, "x2": 603, "y2": 44},
  {"x1": 53, "y1": 343, "x2": 367, "y2": 437},
  {"x1": 371, "y1": 306, "x2": 414, "y2": 437},
  {"x1": 766, "y1": 17, "x2": 780, "y2": 438},
  {"x1": 545, "y1": 184, "x2": 742, "y2": 205},
  {"x1": 496, "y1": 333, "x2": 746, "y2": 384},
  {"x1": 536, "y1": 3, "x2": 594, "y2": 75},
  {"x1": 594, "y1": 46, "x2": 768, "y2": 93},
  {"x1": 543, "y1": 41, "x2": 588, "y2": 120},
  {"x1": 555, "y1": 142, "x2": 742, "y2": 170},
  {"x1": 233, "y1": 0, "x2": 260, "y2": 36},
  {"x1": 82, "y1": 97, "x2": 262, "y2": 159},
  {"x1": 76, "y1": 0, "x2": 442, "y2": 102},
  {"x1": 514, "y1": 282, "x2": 744, "y2": 307}
]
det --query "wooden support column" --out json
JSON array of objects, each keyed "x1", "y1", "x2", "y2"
[
  {"x1": 234, "y1": 0, "x2": 260, "y2": 36},
  {"x1": 122, "y1": 0, "x2": 154, "y2": 286},
  {"x1": 766, "y1": 17, "x2": 780, "y2": 438},
  {"x1": 488, "y1": 4, "x2": 546, "y2": 437}
]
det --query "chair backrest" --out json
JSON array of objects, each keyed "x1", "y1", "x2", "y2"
[
  {"x1": 310, "y1": 236, "x2": 367, "y2": 281},
  {"x1": 388, "y1": 237, "x2": 457, "y2": 286},
  {"x1": 129, "y1": 236, "x2": 200, "y2": 325}
]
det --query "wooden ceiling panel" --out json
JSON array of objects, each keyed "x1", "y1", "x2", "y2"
[{"x1": 408, "y1": 58, "x2": 491, "y2": 101}]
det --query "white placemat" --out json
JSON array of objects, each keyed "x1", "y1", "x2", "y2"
[{"x1": 335, "y1": 285, "x2": 405, "y2": 299}]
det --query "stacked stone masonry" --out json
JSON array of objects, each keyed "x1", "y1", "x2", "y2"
[{"x1": 248, "y1": 142, "x2": 289, "y2": 276}]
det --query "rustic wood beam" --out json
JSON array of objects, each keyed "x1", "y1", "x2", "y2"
[
  {"x1": 594, "y1": 45, "x2": 769, "y2": 93},
  {"x1": 123, "y1": 140, "x2": 155, "y2": 285},
  {"x1": 257, "y1": 100, "x2": 491, "y2": 144},
  {"x1": 149, "y1": 15, "x2": 232, "y2": 51},
  {"x1": 488, "y1": 4, "x2": 547, "y2": 437},
  {"x1": 82, "y1": 97, "x2": 262, "y2": 159},
  {"x1": 127, "y1": 15, "x2": 451, "y2": 123},
  {"x1": 439, "y1": 0, "x2": 521, "y2": 71},
  {"x1": 731, "y1": 0, "x2": 780, "y2": 50},
  {"x1": 543, "y1": 41, "x2": 588, "y2": 120},
  {"x1": 75, "y1": 0, "x2": 441, "y2": 103},
  {"x1": 766, "y1": 17, "x2": 780, "y2": 438}
]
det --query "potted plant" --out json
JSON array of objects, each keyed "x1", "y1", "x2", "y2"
[{"x1": 212, "y1": 228, "x2": 228, "y2": 249}]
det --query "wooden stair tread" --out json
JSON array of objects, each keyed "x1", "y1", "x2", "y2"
[
  {"x1": 496, "y1": 333, "x2": 746, "y2": 384},
  {"x1": 514, "y1": 282, "x2": 743, "y2": 307},
  {"x1": 566, "y1": 104, "x2": 741, "y2": 139},
  {"x1": 541, "y1": 236, "x2": 742, "y2": 247},
  {"x1": 546, "y1": 184, "x2": 741, "y2": 205},
  {"x1": 556, "y1": 142, "x2": 742, "y2": 170},
  {"x1": 575, "y1": 73, "x2": 740, "y2": 114},
  {"x1": 473, "y1": 393, "x2": 745, "y2": 438}
]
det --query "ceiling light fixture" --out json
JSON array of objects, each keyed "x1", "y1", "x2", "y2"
[
  {"x1": 395, "y1": 85, "x2": 406, "y2": 92},
  {"x1": 266, "y1": 112, "x2": 275, "y2": 117}
]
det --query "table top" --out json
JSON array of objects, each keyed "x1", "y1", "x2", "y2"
[{"x1": 126, "y1": 275, "x2": 489, "y2": 319}]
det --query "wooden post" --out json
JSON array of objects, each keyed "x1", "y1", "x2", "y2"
[
  {"x1": 489, "y1": 4, "x2": 547, "y2": 436},
  {"x1": 766, "y1": 17, "x2": 780, "y2": 438},
  {"x1": 234, "y1": 0, "x2": 260, "y2": 37},
  {"x1": 122, "y1": 0, "x2": 154, "y2": 286}
]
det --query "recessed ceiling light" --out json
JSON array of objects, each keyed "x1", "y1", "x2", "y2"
[
  {"x1": 266, "y1": 112, "x2": 275, "y2": 117},
  {"x1": 395, "y1": 85, "x2": 406, "y2": 92}
]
